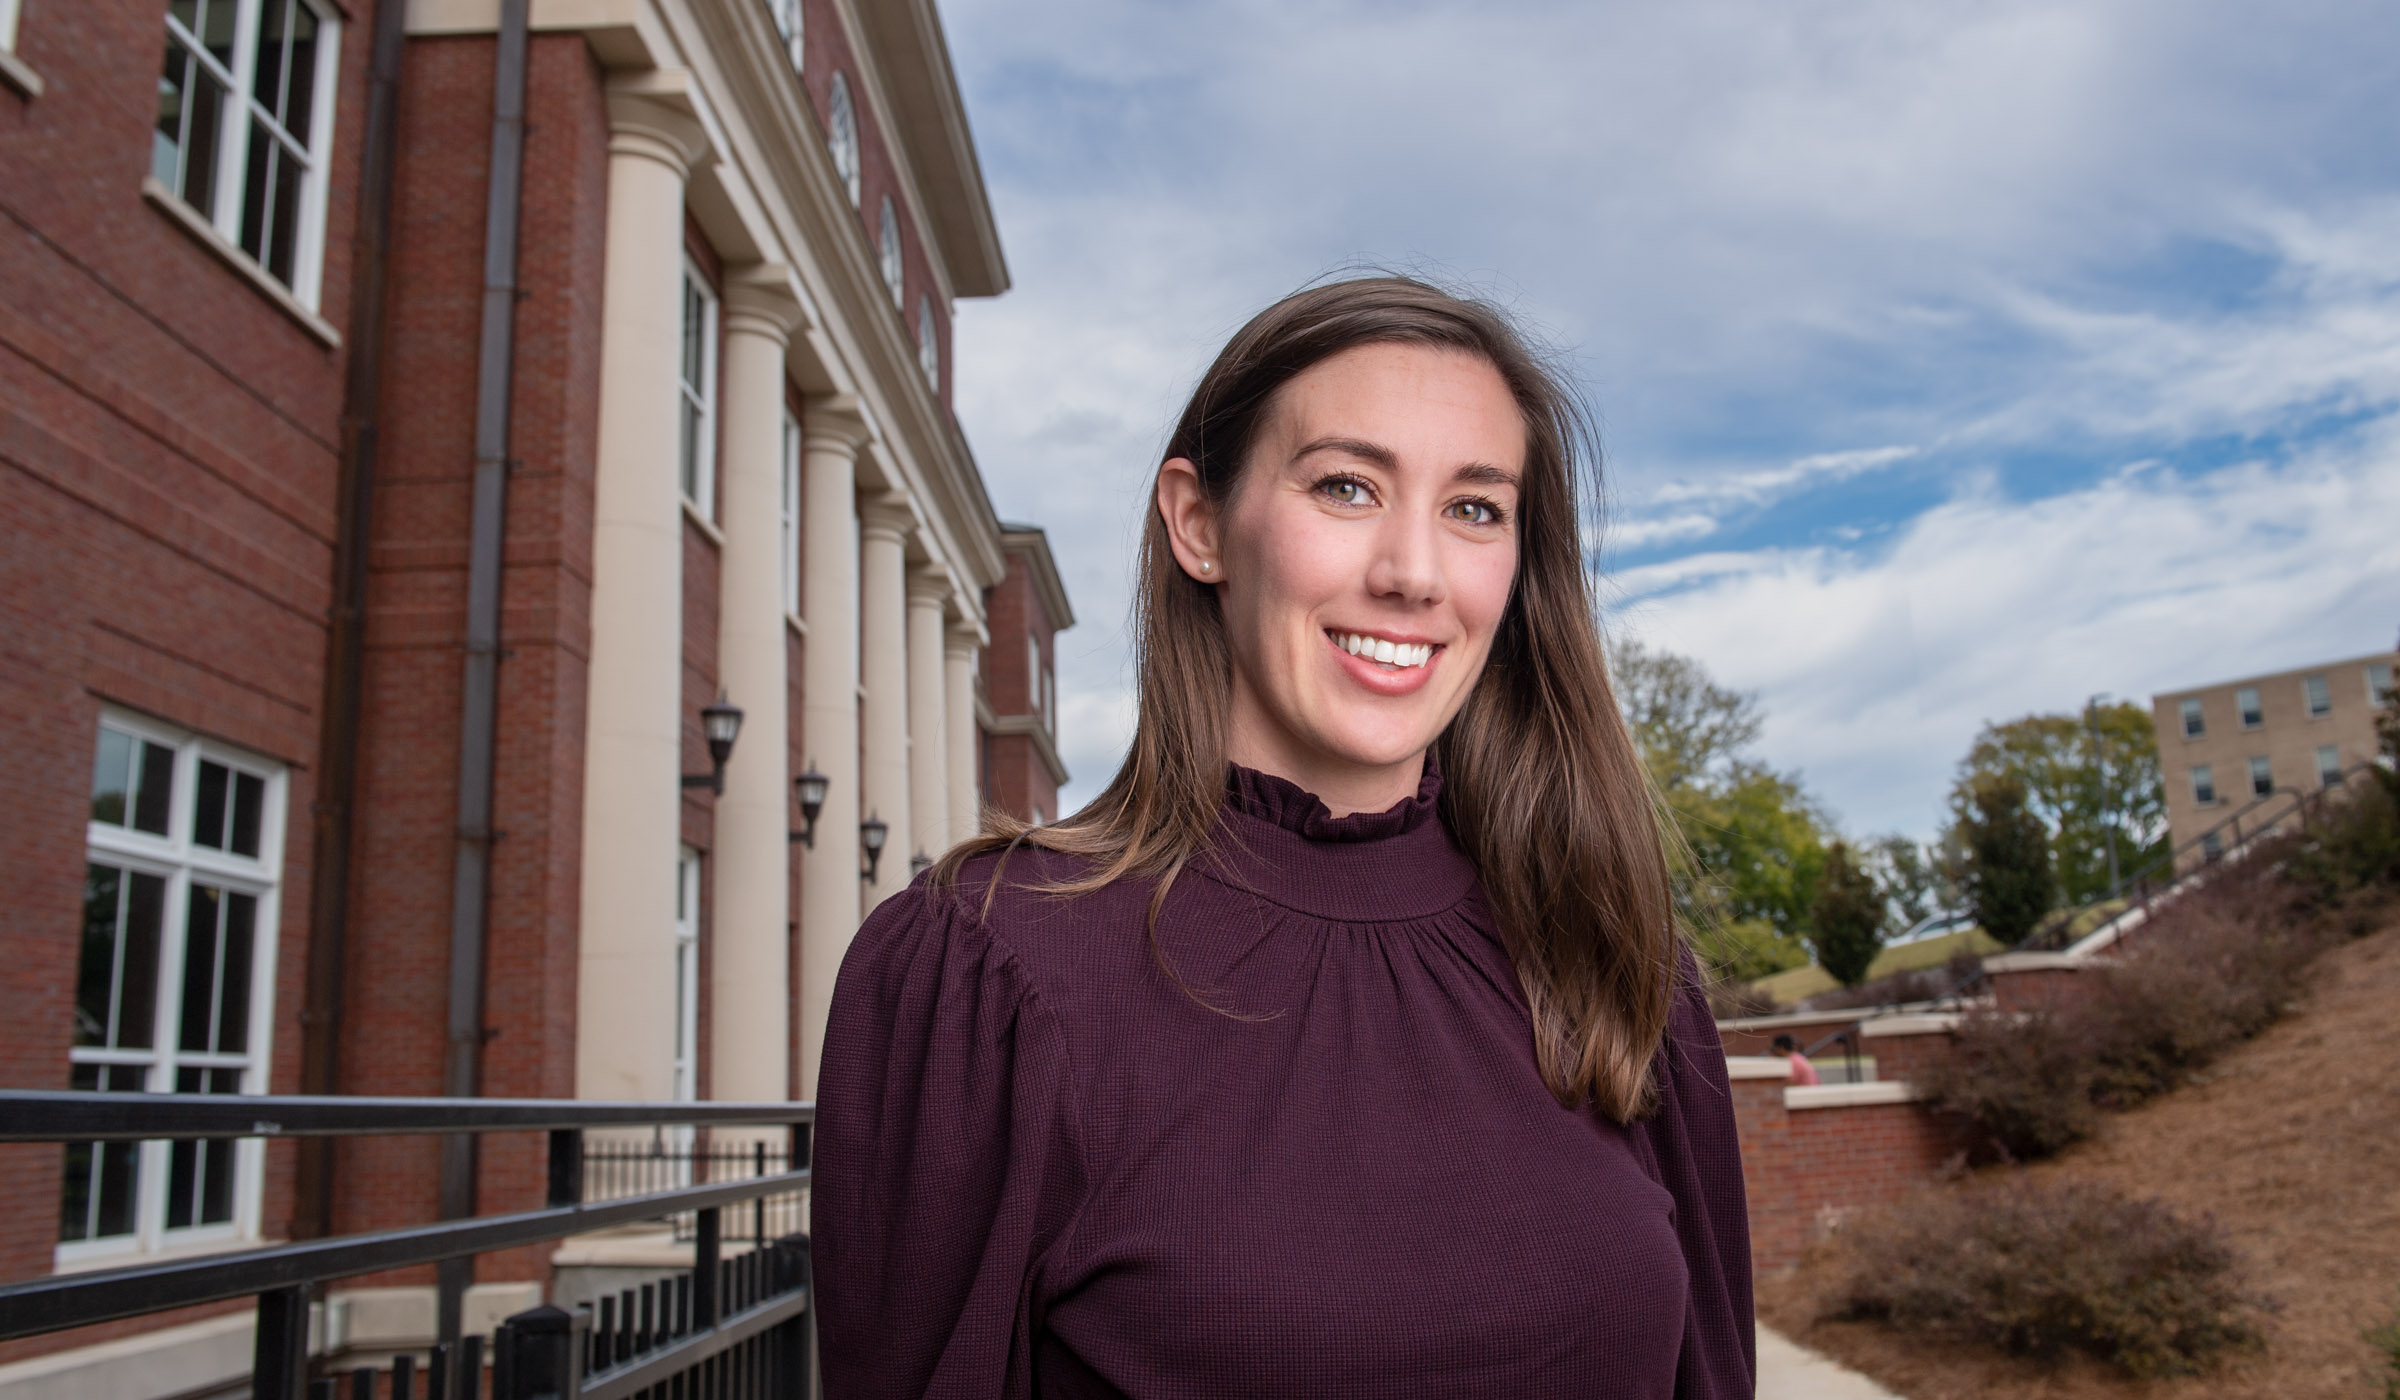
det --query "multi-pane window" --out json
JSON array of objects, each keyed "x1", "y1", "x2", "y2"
[
  {"x1": 2178, "y1": 697, "x2": 2204, "y2": 738},
  {"x1": 2236, "y1": 686, "x2": 2262, "y2": 728},
  {"x1": 67, "y1": 711, "x2": 281, "y2": 1260},
  {"x1": 2369, "y1": 663, "x2": 2393, "y2": 707},
  {"x1": 878, "y1": 197, "x2": 904, "y2": 309},
  {"x1": 678, "y1": 260, "x2": 718, "y2": 518},
  {"x1": 153, "y1": 0, "x2": 340, "y2": 306},
  {"x1": 2190, "y1": 765, "x2": 2216, "y2": 806},
  {"x1": 2303, "y1": 673, "x2": 2331, "y2": 718},
  {"x1": 2248, "y1": 756, "x2": 2273, "y2": 798},
  {"x1": 768, "y1": 0, "x2": 802, "y2": 72},
  {"x1": 781, "y1": 410, "x2": 802, "y2": 616},
  {"x1": 827, "y1": 72, "x2": 860, "y2": 206},
  {"x1": 2200, "y1": 830, "x2": 2223, "y2": 862},
  {"x1": 917, "y1": 296, "x2": 940, "y2": 392},
  {"x1": 672, "y1": 847, "x2": 701, "y2": 1105},
  {"x1": 2316, "y1": 745, "x2": 2342, "y2": 788}
]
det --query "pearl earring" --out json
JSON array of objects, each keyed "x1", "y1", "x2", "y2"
[{"x1": 1199, "y1": 560, "x2": 1213, "y2": 574}]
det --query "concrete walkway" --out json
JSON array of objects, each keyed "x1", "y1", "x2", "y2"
[{"x1": 1757, "y1": 1325, "x2": 1905, "y2": 1400}]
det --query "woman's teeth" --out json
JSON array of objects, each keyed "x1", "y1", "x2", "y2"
[{"x1": 1333, "y1": 632, "x2": 1433, "y2": 668}]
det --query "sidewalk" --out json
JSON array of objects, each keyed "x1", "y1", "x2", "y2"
[{"x1": 1757, "y1": 1325, "x2": 1905, "y2": 1400}]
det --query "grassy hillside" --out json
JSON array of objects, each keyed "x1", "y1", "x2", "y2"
[{"x1": 1752, "y1": 925, "x2": 2006, "y2": 1006}]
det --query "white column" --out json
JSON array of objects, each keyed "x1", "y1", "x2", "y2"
[
  {"x1": 858, "y1": 496, "x2": 914, "y2": 912},
  {"x1": 711, "y1": 269, "x2": 804, "y2": 1106},
  {"x1": 944, "y1": 622, "x2": 981, "y2": 844},
  {"x1": 796, "y1": 398, "x2": 868, "y2": 1100},
  {"x1": 905, "y1": 571, "x2": 951, "y2": 864},
  {"x1": 577, "y1": 90, "x2": 713, "y2": 1103}
]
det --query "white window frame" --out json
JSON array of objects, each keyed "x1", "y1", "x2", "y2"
[
  {"x1": 878, "y1": 196, "x2": 905, "y2": 309},
  {"x1": 2315, "y1": 745, "x2": 2342, "y2": 788},
  {"x1": 2303, "y1": 673, "x2": 2331, "y2": 718},
  {"x1": 2368, "y1": 663, "x2": 2393, "y2": 708},
  {"x1": 63, "y1": 707, "x2": 285, "y2": 1269},
  {"x1": 1, "y1": 0, "x2": 22, "y2": 52},
  {"x1": 828, "y1": 71, "x2": 860, "y2": 206},
  {"x1": 769, "y1": 0, "x2": 802, "y2": 72},
  {"x1": 678, "y1": 258, "x2": 719, "y2": 518},
  {"x1": 2235, "y1": 686, "x2": 2262, "y2": 729},
  {"x1": 152, "y1": 0, "x2": 342, "y2": 308},
  {"x1": 916, "y1": 296, "x2": 940, "y2": 391},
  {"x1": 2190, "y1": 764, "x2": 2216, "y2": 807},
  {"x1": 2247, "y1": 755, "x2": 2272, "y2": 798},
  {"x1": 781, "y1": 410, "x2": 803, "y2": 617},
  {"x1": 2178, "y1": 697, "x2": 2204, "y2": 738},
  {"x1": 672, "y1": 846, "x2": 701, "y2": 1106}
]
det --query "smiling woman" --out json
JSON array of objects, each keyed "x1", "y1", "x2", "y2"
[{"x1": 813, "y1": 277, "x2": 1754, "y2": 1398}]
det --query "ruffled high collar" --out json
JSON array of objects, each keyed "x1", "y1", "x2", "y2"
[
  {"x1": 1224, "y1": 761, "x2": 1444, "y2": 844},
  {"x1": 1203, "y1": 759, "x2": 1478, "y2": 922}
]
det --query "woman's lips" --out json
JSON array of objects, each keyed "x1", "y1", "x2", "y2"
[{"x1": 1323, "y1": 629, "x2": 1443, "y2": 695}]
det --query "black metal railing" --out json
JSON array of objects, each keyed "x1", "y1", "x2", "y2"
[
  {"x1": 583, "y1": 1136, "x2": 805, "y2": 1245},
  {"x1": 0, "y1": 1091, "x2": 813, "y2": 1400}
]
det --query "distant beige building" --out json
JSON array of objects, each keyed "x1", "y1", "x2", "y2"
[{"x1": 2152, "y1": 651, "x2": 2396, "y2": 870}]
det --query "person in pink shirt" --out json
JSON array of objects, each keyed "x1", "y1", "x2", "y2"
[{"x1": 1772, "y1": 1034, "x2": 1821, "y2": 1086}]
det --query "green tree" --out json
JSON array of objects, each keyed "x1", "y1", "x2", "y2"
[
  {"x1": 1959, "y1": 774, "x2": 2054, "y2": 945},
  {"x1": 1809, "y1": 840, "x2": 1887, "y2": 987},
  {"x1": 1612, "y1": 639, "x2": 1830, "y2": 980},
  {"x1": 1863, "y1": 833, "x2": 1952, "y2": 930},
  {"x1": 1948, "y1": 704, "x2": 2167, "y2": 905}
]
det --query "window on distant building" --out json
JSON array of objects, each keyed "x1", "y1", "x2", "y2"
[
  {"x1": 2316, "y1": 745, "x2": 2342, "y2": 788},
  {"x1": 2236, "y1": 686, "x2": 2262, "y2": 728},
  {"x1": 2248, "y1": 755, "x2": 2272, "y2": 798},
  {"x1": 2304, "y1": 673, "x2": 2331, "y2": 718},
  {"x1": 781, "y1": 410, "x2": 802, "y2": 617},
  {"x1": 769, "y1": 0, "x2": 802, "y2": 72},
  {"x1": 878, "y1": 197, "x2": 904, "y2": 309},
  {"x1": 1026, "y1": 634, "x2": 1040, "y2": 723},
  {"x1": 2369, "y1": 663, "x2": 2393, "y2": 707},
  {"x1": 2179, "y1": 697, "x2": 2204, "y2": 738},
  {"x1": 66, "y1": 710, "x2": 283, "y2": 1261},
  {"x1": 2190, "y1": 764, "x2": 2216, "y2": 806},
  {"x1": 678, "y1": 260, "x2": 718, "y2": 517},
  {"x1": 827, "y1": 71, "x2": 860, "y2": 206},
  {"x1": 672, "y1": 846, "x2": 700, "y2": 1105},
  {"x1": 916, "y1": 296, "x2": 940, "y2": 392},
  {"x1": 153, "y1": 0, "x2": 342, "y2": 307},
  {"x1": 2200, "y1": 830, "x2": 2223, "y2": 862}
]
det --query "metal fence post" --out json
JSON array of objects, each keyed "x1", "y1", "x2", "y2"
[
  {"x1": 494, "y1": 1303, "x2": 579, "y2": 1400},
  {"x1": 693, "y1": 1207, "x2": 721, "y2": 1330},
  {"x1": 252, "y1": 1283, "x2": 311, "y2": 1400},
  {"x1": 546, "y1": 1129, "x2": 583, "y2": 1209}
]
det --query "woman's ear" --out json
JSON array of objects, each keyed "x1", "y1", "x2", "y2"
[{"x1": 1156, "y1": 458, "x2": 1222, "y2": 583}]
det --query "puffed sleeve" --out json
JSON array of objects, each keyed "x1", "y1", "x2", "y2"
[
  {"x1": 1633, "y1": 950, "x2": 1757, "y2": 1400},
  {"x1": 812, "y1": 881, "x2": 1091, "y2": 1400}
]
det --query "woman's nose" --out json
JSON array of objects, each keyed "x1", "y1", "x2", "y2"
[{"x1": 1362, "y1": 515, "x2": 1444, "y2": 605}]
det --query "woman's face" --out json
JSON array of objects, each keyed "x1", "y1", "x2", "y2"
[{"x1": 1158, "y1": 342, "x2": 1525, "y2": 815}]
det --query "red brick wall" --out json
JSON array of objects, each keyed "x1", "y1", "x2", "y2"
[
  {"x1": 1990, "y1": 965, "x2": 2089, "y2": 1013},
  {"x1": 336, "y1": 28, "x2": 608, "y2": 1291},
  {"x1": 0, "y1": 0, "x2": 372, "y2": 1351},
  {"x1": 1863, "y1": 1026, "x2": 1958, "y2": 1084},
  {"x1": 979, "y1": 549, "x2": 1060, "y2": 824},
  {"x1": 1733, "y1": 1079, "x2": 1970, "y2": 1273}
]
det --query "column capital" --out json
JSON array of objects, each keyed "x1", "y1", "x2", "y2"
[
  {"x1": 858, "y1": 493, "x2": 918, "y2": 544},
  {"x1": 605, "y1": 74, "x2": 717, "y2": 178},
  {"x1": 723, "y1": 264, "x2": 808, "y2": 345},
  {"x1": 907, "y1": 566, "x2": 953, "y2": 607},
  {"x1": 945, "y1": 617, "x2": 989, "y2": 655},
  {"x1": 802, "y1": 395, "x2": 873, "y2": 453}
]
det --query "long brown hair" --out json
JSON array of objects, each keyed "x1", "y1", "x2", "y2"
[{"x1": 940, "y1": 276, "x2": 1676, "y2": 1123}]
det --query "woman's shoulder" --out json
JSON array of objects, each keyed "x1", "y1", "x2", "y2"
[{"x1": 850, "y1": 840, "x2": 1161, "y2": 1007}]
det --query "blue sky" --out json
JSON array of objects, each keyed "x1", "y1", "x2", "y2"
[{"x1": 938, "y1": 0, "x2": 2400, "y2": 842}]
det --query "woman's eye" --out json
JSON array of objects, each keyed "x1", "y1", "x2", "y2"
[
  {"x1": 1449, "y1": 499, "x2": 1502, "y2": 525},
  {"x1": 1320, "y1": 477, "x2": 1370, "y2": 505}
]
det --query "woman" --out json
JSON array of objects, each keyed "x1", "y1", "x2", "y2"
[{"x1": 814, "y1": 278, "x2": 1753, "y2": 1398}]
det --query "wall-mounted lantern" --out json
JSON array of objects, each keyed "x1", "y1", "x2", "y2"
[
  {"x1": 860, "y1": 812, "x2": 889, "y2": 883},
  {"x1": 790, "y1": 763, "x2": 830, "y2": 847},
  {"x1": 681, "y1": 694, "x2": 744, "y2": 795},
  {"x1": 908, "y1": 852, "x2": 933, "y2": 877}
]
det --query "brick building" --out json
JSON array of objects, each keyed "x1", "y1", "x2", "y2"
[
  {"x1": 0, "y1": 0, "x2": 1068, "y2": 1390},
  {"x1": 2151, "y1": 650, "x2": 2395, "y2": 870}
]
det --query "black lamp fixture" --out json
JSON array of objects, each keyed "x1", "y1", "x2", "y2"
[
  {"x1": 859, "y1": 812, "x2": 890, "y2": 883},
  {"x1": 681, "y1": 694, "x2": 745, "y2": 794},
  {"x1": 790, "y1": 762, "x2": 830, "y2": 847},
  {"x1": 909, "y1": 851, "x2": 933, "y2": 877}
]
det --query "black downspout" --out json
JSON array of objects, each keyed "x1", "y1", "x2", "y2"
[
  {"x1": 436, "y1": 0, "x2": 530, "y2": 1347},
  {"x1": 297, "y1": 0, "x2": 409, "y2": 1240}
]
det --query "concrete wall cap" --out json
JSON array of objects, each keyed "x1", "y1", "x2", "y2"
[
  {"x1": 1787, "y1": 1081, "x2": 1922, "y2": 1110},
  {"x1": 1984, "y1": 951, "x2": 2088, "y2": 973},
  {"x1": 1725, "y1": 1055, "x2": 1794, "y2": 1081},
  {"x1": 1860, "y1": 1013, "x2": 1964, "y2": 1038}
]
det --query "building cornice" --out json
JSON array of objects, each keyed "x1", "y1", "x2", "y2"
[
  {"x1": 1000, "y1": 525, "x2": 1076, "y2": 633},
  {"x1": 845, "y1": 0, "x2": 1009, "y2": 298}
]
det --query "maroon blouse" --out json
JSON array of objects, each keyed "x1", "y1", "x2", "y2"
[{"x1": 813, "y1": 764, "x2": 1754, "y2": 1398}]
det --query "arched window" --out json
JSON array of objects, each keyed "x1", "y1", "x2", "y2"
[
  {"x1": 916, "y1": 296, "x2": 940, "y2": 391},
  {"x1": 827, "y1": 71, "x2": 860, "y2": 206},
  {"x1": 878, "y1": 197, "x2": 904, "y2": 308},
  {"x1": 771, "y1": 0, "x2": 802, "y2": 72}
]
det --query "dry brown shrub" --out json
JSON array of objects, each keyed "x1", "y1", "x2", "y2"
[{"x1": 1827, "y1": 1179, "x2": 2265, "y2": 1378}]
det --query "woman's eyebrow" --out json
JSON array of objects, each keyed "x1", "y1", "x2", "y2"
[
  {"x1": 1453, "y1": 462, "x2": 1520, "y2": 488},
  {"x1": 1291, "y1": 435, "x2": 1399, "y2": 471}
]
